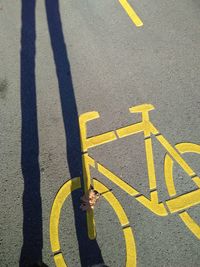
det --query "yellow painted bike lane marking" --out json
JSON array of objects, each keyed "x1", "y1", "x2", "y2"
[
  {"x1": 119, "y1": 0, "x2": 143, "y2": 27},
  {"x1": 164, "y1": 143, "x2": 200, "y2": 239},
  {"x1": 50, "y1": 104, "x2": 200, "y2": 266},
  {"x1": 50, "y1": 177, "x2": 137, "y2": 267},
  {"x1": 79, "y1": 104, "x2": 200, "y2": 234}
]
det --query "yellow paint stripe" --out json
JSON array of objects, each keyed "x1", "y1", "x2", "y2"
[
  {"x1": 123, "y1": 227, "x2": 137, "y2": 266},
  {"x1": 93, "y1": 179, "x2": 137, "y2": 266},
  {"x1": 164, "y1": 142, "x2": 200, "y2": 238},
  {"x1": 86, "y1": 131, "x2": 117, "y2": 150},
  {"x1": 179, "y1": 212, "x2": 200, "y2": 239},
  {"x1": 175, "y1": 143, "x2": 200, "y2": 188},
  {"x1": 164, "y1": 142, "x2": 200, "y2": 197},
  {"x1": 82, "y1": 154, "x2": 96, "y2": 239},
  {"x1": 98, "y1": 162, "x2": 167, "y2": 216},
  {"x1": 54, "y1": 253, "x2": 67, "y2": 267},
  {"x1": 129, "y1": 104, "x2": 155, "y2": 113},
  {"x1": 50, "y1": 178, "x2": 137, "y2": 266},
  {"x1": 86, "y1": 209, "x2": 96, "y2": 240},
  {"x1": 136, "y1": 194, "x2": 167, "y2": 216},
  {"x1": 166, "y1": 189, "x2": 200, "y2": 213},
  {"x1": 97, "y1": 162, "x2": 140, "y2": 196},
  {"x1": 93, "y1": 179, "x2": 129, "y2": 226},
  {"x1": 145, "y1": 138, "x2": 157, "y2": 190},
  {"x1": 156, "y1": 135, "x2": 196, "y2": 177},
  {"x1": 176, "y1": 142, "x2": 200, "y2": 154},
  {"x1": 82, "y1": 154, "x2": 95, "y2": 192},
  {"x1": 193, "y1": 177, "x2": 200, "y2": 188},
  {"x1": 148, "y1": 122, "x2": 160, "y2": 135},
  {"x1": 79, "y1": 111, "x2": 117, "y2": 152},
  {"x1": 50, "y1": 177, "x2": 81, "y2": 253},
  {"x1": 116, "y1": 122, "x2": 144, "y2": 138},
  {"x1": 79, "y1": 111, "x2": 100, "y2": 152},
  {"x1": 119, "y1": 0, "x2": 143, "y2": 27},
  {"x1": 164, "y1": 154, "x2": 177, "y2": 196}
]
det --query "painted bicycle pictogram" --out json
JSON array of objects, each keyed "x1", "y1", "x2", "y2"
[{"x1": 50, "y1": 104, "x2": 200, "y2": 266}]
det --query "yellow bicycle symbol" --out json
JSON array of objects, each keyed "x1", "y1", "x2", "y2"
[{"x1": 50, "y1": 104, "x2": 200, "y2": 266}]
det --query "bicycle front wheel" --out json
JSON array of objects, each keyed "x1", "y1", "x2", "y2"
[{"x1": 50, "y1": 177, "x2": 137, "y2": 267}]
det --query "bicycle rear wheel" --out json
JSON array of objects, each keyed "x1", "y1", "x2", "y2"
[
  {"x1": 50, "y1": 177, "x2": 137, "y2": 267},
  {"x1": 164, "y1": 142, "x2": 200, "y2": 239}
]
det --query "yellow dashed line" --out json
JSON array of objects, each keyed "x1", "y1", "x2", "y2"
[{"x1": 119, "y1": 0, "x2": 143, "y2": 27}]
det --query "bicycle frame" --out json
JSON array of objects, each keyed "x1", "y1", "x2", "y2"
[{"x1": 79, "y1": 104, "x2": 200, "y2": 239}]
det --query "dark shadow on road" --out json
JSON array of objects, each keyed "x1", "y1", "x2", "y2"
[
  {"x1": 45, "y1": 1, "x2": 106, "y2": 266},
  {"x1": 20, "y1": 1, "x2": 47, "y2": 266}
]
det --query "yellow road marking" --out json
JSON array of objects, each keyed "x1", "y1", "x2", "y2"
[
  {"x1": 82, "y1": 154, "x2": 95, "y2": 193},
  {"x1": 164, "y1": 142, "x2": 200, "y2": 239},
  {"x1": 97, "y1": 162, "x2": 140, "y2": 196},
  {"x1": 119, "y1": 0, "x2": 143, "y2": 27},
  {"x1": 135, "y1": 194, "x2": 168, "y2": 216},
  {"x1": 93, "y1": 179, "x2": 137, "y2": 266},
  {"x1": 50, "y1": 177, "x2": 81, "y2": 267},
  {"x1": 82, "y1": 154, "x2": 96, "y2": 239},
  {"x1": 123, "y1": 227, "x2": 137, "y2": 266},
  {"x1": 116, "y1": 122, "x2": 144, "y2": 138},
  {"x1": 50, "y1": 177, "x2": 81, "y2": 253},
  {"x1": 157, "y1": 135, "x2": 196, "y2": 177},
  {"x1": 50, "y1": 177, "x2": 137, "y2": 266},
  {"x1": 94, "y1": 179, "x2": 129, "y2": 226},
  {"x1": 86, "y1": 131, "x2": 117, "y2": 150},
  {"x1": 179, "y1": 212, "x2": 200, "y2": 239},
  {"x1": 54, "y1": 253, "x2": 67, "y2": 267},
  {"x1": 164, "y1": 143, "x2": 200, "y2": 197},
  {"x1": 193, "y1": 176, "x2": 200, "y2": 188},
  {"x1": 129, "y1": 104, "x2": 155, "y2": 113},
  {"x1": 79, "y1": 111, "x2": 100, "y2": 152},
  {"x1": 145, "y1": 138, "x2": 157, "y2": 190},
  {"x1": 51, "y1": 104, "x2": 200, "y2": 267},
  {"x1": 79, "y1": 111, "x2": 117, "y2": 152},
  {"x1": 166, "y1": 189, "x2": 200, "y2": 213},
  {"x1": 98, "y1": 161, "x2": 168, "y2": 216},
  {"x1": 164, "y1": 154, "x2": 177, "y2": 196}
]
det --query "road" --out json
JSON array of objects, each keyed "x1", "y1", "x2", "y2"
[{"x1": 0, "y1": 0, "x2": 200, "y2": 266}]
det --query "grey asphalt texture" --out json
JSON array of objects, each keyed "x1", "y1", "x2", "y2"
[{"x1": 0, "y1": 0, "x2": 200, "y2": 266}]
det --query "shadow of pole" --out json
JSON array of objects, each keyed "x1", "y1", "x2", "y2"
[
  {"x1": 45, "y1": 1, "x2": 107, "y2": 266},
  {"x1": 20, "y1": 1, "x2": 47, "y2": 266}
]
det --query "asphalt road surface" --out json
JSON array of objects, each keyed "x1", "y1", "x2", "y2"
[{"x1": 0, "y1": 1, "x2": 200, "y2": 266}]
